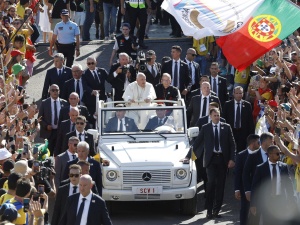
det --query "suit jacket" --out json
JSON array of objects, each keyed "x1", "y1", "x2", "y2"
[
  {"x1": 62, "y1": 157, "x2": 102, "y2": 196},
  {"x1": 42, "y1": 66, "x2": 72, "y2": 100},
  {"x1": 209, "y1": 75, "x2": 228, "y2": 108},
  {"x1": 38, "y1": 98, "x2": 69, "y2": 138},
  {"x1": 144, "y1": 116, "x2": 169, "y2": 131},
  {"x1": 62, "y1": 78, "x2": 92, "y2": 104},
  {"x1": 105, "y1": 116, "x2": 139, "y2": 132},
  {"x1": 144, "y1": 63, "x2": 161, "y2": 86},
  {"x1": 58, "y1": 105, "x2": 90, "y2": 125},
  {"x1": 234, "y1": 149, "x2": 249, "y2": 192},
  {"x1": 107, "y1": 63, "x2": 136, "y2": 101},
  {"x1": 193, "y1": 122, "x2": 236, "y2": 167},
  {"x1": 58, "y1": 193, "x2": 112, "y2": 225},
  {"x1": 161, "y1": 59, "x2": 191, "y2": 92},
  {"x1": 187, "y1": 94, "x2": 221, "y2": 127},
  {"x1": 54, "y1": 151, "x2": 71, "y2": 188},
  {"x1": 62, "y1": 130, "x2": 95, "y2": 156},
  {"x1": 184, "y1": 59, "x2": 200, "y2": 91},
  {"x1": 242, "y1": 148, "x2": 264, "y2": 193},
  {"x1": 52, "y1": 183, "x2": 70, "y2": 225},
  {"x1": 154, "y1": 84, "x2": 179, "y2": 103},
  {"x1": 55, "y1": 120, "x2": 73, "y2": 156}
]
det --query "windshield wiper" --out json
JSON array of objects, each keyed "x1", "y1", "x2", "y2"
[
  {"x1": 123, "y1": 133, "x2": 136, "y2": 140},
  {"x1": 154, "y1": 131, "x2": 167, "y2": 139}
]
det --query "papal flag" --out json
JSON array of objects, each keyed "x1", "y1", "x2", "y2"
[{"x1": 161, "y1": 0, "x2": 264, "y2": 40}]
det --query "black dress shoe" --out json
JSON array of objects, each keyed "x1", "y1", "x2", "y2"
[
  {"x1": 96, "y1": 33, "x2": 99, "y2": 39},
  {"x1": 213, "y1": 213, "x2": 222, "y2": 218},
  {"x1": 206, "y1": 214, "x2": 213, "y2": 219}
]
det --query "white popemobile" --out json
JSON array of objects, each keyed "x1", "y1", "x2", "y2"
[{"x1": 94, "y1": 97, "x2": 199, "y2": 215}]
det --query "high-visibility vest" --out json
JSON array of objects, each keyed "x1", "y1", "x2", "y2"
[{"x1": 128, "y1": 0, "x2": 146, "y2": 8}]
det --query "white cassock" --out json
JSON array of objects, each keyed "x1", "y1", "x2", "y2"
[{"x1": 122, "y1": 81, "x2": 157, "y2": 128}]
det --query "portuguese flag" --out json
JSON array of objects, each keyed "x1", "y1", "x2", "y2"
[{"x1": 217, "y1": 0, "x2": 300, "y2": 71}]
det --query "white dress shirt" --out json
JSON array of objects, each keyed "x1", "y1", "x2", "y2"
[
  {"x1": 77, "y1": 191, "x2": 92, "y2": 225},
  {"x1": 69, "y1": 183, "x2": 79, "y2": 196},
  {"x1": 212, "y1": 121, "x2": 221, "y2": 152},
  {"x1": 57, "y1": 68, "x2": 63, "y2": 76},
  {"x1": 51, "y1": 97, "x2": 61, "y2": 129},
  {"x1": 211, "y1": 75, "x2": 219, "y2": 95},
  {"x1": 171, "y1": 59, "x2": 180, "y2": 86},
  {"x1": 199, "y1": 94, "x2": 210, "y2": 118},
  {"x1": 117, "y1": 118, "x2": 126, "y2": 131},
  {"x1": 185, "y1": 58, "x2": 195, "y2": 85},
  {"x1": 268, "y1": 160, "x2": 281, "y2": 195},
  {"x1": 74, "y1": 78, "x2": 83, "y2": 100},
  {"x1": 234, "y1": 100, "x2": 242, "y2": 128},
  {"x1": 260, "y1": 148, "x2": 268, "y2": 162},
  {"x1": 76, "y1": 130, "x2": 85, "y2": 142},
  {"x1": 67, "y1": 150, "x2": 77, "y2": 161}
]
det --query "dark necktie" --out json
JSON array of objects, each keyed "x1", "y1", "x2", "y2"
[
  {"x1": 159, "y1": 119, "x2": 163, "y2": 125},
  {"x1": 93, "y1": 70, "x2": 100, "y2": 86},
  {"x1": 174, "y1": 61, "x2": 178, "y2": 88},
  {"x1": 72, "y1": 123, "x2": 75, "y2": 131},
  {"x1": 54, "y1": 100, "x2": 58, "y2": 125},
  {"x1": 214, "y1": 125, "x2": 220, "y2": 151},
  {"x1": 75, "y1": 198, "x2": 86, "y2": 225},
  {"x1": 78, "y1": 133, "x2": 82, "y2": 141},
  {"x1": 73, "y1": 186, "x2": 77, "y2": 194},
  {"x1": 213, "y1": 78, "x2": 217, "y2": 94},
  {"x1": 58, "y1": 69, "x2": 62, "y2": 77},
  {"x1": 235, "y1": 102, "x2": 241, "y2": 128},
  {"x1": 271, "y1": 164, "x2": 277, "y2": 195},
  {"x1": 76, "y1": 80, "x2": 81, "y2": 98},
  {"x1": 189, "y1": 62, "x2": 193, "y2": 84},
  {"x1": 119, "y1": 119, "x2": 123, "y2": 131},
  {"x1": 72, "y1": 154, "x2": 76, "y2": 160},
  {"x1": 151, "y1": 65, "x2": 155, "y2": 78},
  {"x1": 201, "y1": 97, "x2": 207, "y2": 117}
]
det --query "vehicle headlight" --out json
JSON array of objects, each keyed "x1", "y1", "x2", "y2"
[
  {"x1": 176, "y1": 169, "x2": 187, "y2": 179},
  {"x1": 106, "y1": 170, "x2": 118, "y2": 181}
]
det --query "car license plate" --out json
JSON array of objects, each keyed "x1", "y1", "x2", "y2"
[{"x1": 132, "y1": 186, "x2": 162, "y2": 194}]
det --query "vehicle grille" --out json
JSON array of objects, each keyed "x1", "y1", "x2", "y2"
[
  {"x1": 134, "y1": 194, "x2": 160, "y2": 200},
  {"x1": 122, "y1": 169, "x2": 172, "y2": 189}
]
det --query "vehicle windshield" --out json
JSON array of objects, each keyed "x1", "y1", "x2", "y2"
[{"x1": 100, "y1": 106, "x2": 185, "y2": 135}]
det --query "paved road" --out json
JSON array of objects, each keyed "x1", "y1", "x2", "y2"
[{"x1": 26, "y1": 25, "x2": 241, "y2": 224}]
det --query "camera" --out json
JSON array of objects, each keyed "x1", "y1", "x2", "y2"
[
  {"x1": 121, "y1": 65, "x2": 130, "y2": 74},
  {"x1": 34, "y1": 158, "x2": 55, "y2": 181},
  {"x1": 136, "y1": 51, "x2": 147, "y2": 72}
]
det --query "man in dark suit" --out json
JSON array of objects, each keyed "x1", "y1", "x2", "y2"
[
  {"x1": 62, "y1": 64, "x2": 93, "y2": 105},
  {"x1": 154, "y1": 73, "x2": 179, "y2": 105},
  {"x1": 189, "y1": 75, "x2": 217, "y2": 99},
  {"x1": 192, "y1": 108, "x2": 236, "y2": 219},
  {"x1": 107, "y1": 53, "x2": 136, "y2": 101},
  {"x1": 209, "y1": 62, "x2": 228, "y2": 108},
  {"x1": 161, "y1": 45, "x2": 191, "y2": 98},
  {"x1": 42, "y1": 53, "x2": 72, "y2": 100},
  {"x1": 58, "y1": 174, "x2": 112, "y2": 225},
  {"x1": 54, "y1": 136, "x2": 79, "y2": 188},
  {"x1": 234, "y1": 134, "x2": 260, "y2": 225},
  {"x1": 62, "y1": 141, "x2": 103, "y2": 196},
  {"x1": 84, "y1": 57, "x2": 108, "y2": 119},
  {"x1": 62, "y1": 116, "x2": 95, "y2": 156},
  {"x1": 184, "y1": 48, "x2": 201, "y2": 92},
  {"x1": 144, "y1": 105, "x2": 169, "y2": 131},
  {"x1": 143, "y1": 50, "x2": 161, "y2": 86},
  {"x1": 52, "y1": 164, "x2": 81, "y2": 225},
  {"x1": 38, "y1": 84, "x2": 69, "y2": 155},
  {"x1": 58, "y1": 92, "x2": 90, "y2": 125},
  {"x1": 223, "y1": 86, "x2": 255, "y2": 153},
  {"x1": 250, "y1": 145, "x2": 296, "y2": 225},
  {"x1": 105, "y1": 104, "x2": 139, "y2": 132},
  {"x1": 187, "y1": 82, "x2": 221, "y2": 127}
]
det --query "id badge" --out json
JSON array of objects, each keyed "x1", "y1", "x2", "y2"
[
  {"x1": 241, "y1": 72, "x2": 246, "y2": 79},
  {"x1": 199, "y1": 44, "x2": 207, "y2": 52}
]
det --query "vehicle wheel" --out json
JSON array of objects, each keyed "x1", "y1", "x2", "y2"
[{"x1": 180, "y1": 193, "x2": 197, "y2": 216}]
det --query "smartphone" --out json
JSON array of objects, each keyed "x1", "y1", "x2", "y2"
[
  {"x1": 33, "y1": 146, "x2": 39, "y2": 155},
  {"x1": 23, "y1": 198, "x2": 30, "y2": 212},
  {"x1": 23, "y1": 143, "x2": 28, "y2": 154},
  {"x1": 275, "y1": 127, "x2": 281, "y2": 136},
  {"x1": 26, "y1": 131, "x2": 31, "y2": 136},
  {"x1": 38, "y1": 184, "x2": 44, "y2": 194},
  {"x1": 255, "y1": 75, "x2": 260, "y2": 81},
  {"x1": 10, "y1": 144, "x2": 15, "y2": 154},
  {"x1": 33, "y1": 160, "x2": 40, "y2": 173},
  {"x1": 32, "y1": 192, "x2": 40, "y2": 201}
]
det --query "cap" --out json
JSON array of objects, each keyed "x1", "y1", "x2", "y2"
[
  {"x1": 61, "y1": 9, "x2": 69, "y2": 15},
  {"x1": 11, "y1": 160, "x2": 31, "y2": 176},
  {"x1": 122, "y1": 22, "x2": 131, "y2": 29},
  {"x1": 0, "y1": 148, "x2": 12, "y2": 160},
  {"x1": 11, "y1": 50, "x2": 24, "y2": 58},
  {"x1": 291, "y1": 51, "x2": 297, "y2": 55},
  {"x1": 2, "y1": 160, "x2": 15, "y2": 172},
  {"x1": 268, "y1": 100, "x2": 278, "y2": 108},
  {"x1": 280, "y1": 103, "x2": 291, "y2": 111},
  {"x1": 12, "y1": 63, "x2": 25, "y2": 75},
  {"x1": 0, "y1": 203, "x2": 19, "y2": 222}
]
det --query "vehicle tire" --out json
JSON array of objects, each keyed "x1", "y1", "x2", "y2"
[{"x1": 180, "y1": 193, "x2": 197, "y2": 216}]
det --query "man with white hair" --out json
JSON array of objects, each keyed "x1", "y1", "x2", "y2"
[
  {"x1": 154, "y1": 73, "x2": 179, "y2": 106},
  {"x1": 59, "y1": 174, "x2": 112, "y2": 225}
]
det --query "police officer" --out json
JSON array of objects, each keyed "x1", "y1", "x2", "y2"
[
  {"x1": 49, "y1": 9, "x2": 80, "y2": 68},
  {"x1": 109, "y1": 23, "x2": 138, "y2": 66}
]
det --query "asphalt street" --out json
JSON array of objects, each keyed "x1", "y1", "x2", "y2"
[{"x1": 25, "y1": 24, "x2": 240, "y2": 224}]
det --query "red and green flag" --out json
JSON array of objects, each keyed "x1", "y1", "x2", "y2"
[{"x1": 217, "y1": 0, "x2": 300, "y2": 71}]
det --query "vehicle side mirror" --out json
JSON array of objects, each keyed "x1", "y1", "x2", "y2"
[{"x1": 187, "y1": 127, "x2": 199, "y2": 138}]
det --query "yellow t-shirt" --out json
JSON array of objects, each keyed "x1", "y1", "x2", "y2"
[
  {"x1": 16, "y1": 2, "x2": 25, "y2": 19},
  {"x1": 234, "y1": 67, "x2": 250, "y2": 85},
  {"x1": 193, "y1": 36, "x2": 215, "y2": 55},
  {"x1": 11, "y1": 29, "x2": 30, "y2": 55},
  {"x1": 8, "y1": 198, "x2": 26, "y2": 225},
  {"x1": 0, "y1": 193, "x2": 14, "y2": 205}
]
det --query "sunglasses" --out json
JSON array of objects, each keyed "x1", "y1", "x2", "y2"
[
  {"x1": 189, "y1": 53, "x2": 196, "y2": 56},
  {"x1": 51, "y1": 89, "x2": 59, "y2": 92},
  {"x1": 73, "y1": 143, "x2": 78, "y2": 147},
  {"x1": 69, "y1": 174, "x2": 80, "y2": 178},
  {"x1": 87, "y1": 62, "x2": 95, "y2": 65},
  {"x1": 76, "y1": 122, "x2": 85, "y2": 125}
]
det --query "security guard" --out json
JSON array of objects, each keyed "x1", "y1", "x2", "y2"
[
  {"x1": 109, "y1": 23, "x2": 138, "y2": 66},
  {"x1": 49, "y1": 9, "x2": 80, "y2": 67}
]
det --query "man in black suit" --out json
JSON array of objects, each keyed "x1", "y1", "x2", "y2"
[
  {"x1": 63, "y1": 116, "x2": 95, "y2": 156},
  {"x1": 192, "y1": 108, "x2": 236, "y2": 219},
  {"x1": 187, "y1": 82, "x2": 221, "y2": 127},
  {"x1": 62, "y1": 141, "x2": 103, "y2": 196},
  {"x1": 144, "y1": 105, "x2": 169, "y2": 131},
  {"x1": 42, "y1": 53, "x2": 72, "y2": 100},
  {"x1": 250, "y1": 145, "x2": 296, "y2": 225},
  {"x1": 234, "y1": 134, "x2": 260, "y2": 225},
  {"x1": 184, "y1": 48, "x2": 201, "y2": 92},
  {"x1": 38, "y1": 84, "x2": 69, "y2": 155},
  {"x1": 154, "y1": 73, "x2": 179, "y2": 105},
  {"x1": 55, "y1": 136, "x2": 79, "y2": 188},
  {"x1": 52, "y1": 164, "x2": 81, "y2": 225},
  {"x1": 209, "y1": 62, "x2": 228, "y2": 108},
  {"x1": 161, "y1": 45, "x2": 191, "y2": 98},
  {"x1": 143, "y1": 50, "x2": 161, "y2": 86},
  {"x1": 189, "y1": 75, "x2": 217, "y2": 99},
  {"x1": 58, "y1": 92, "x2": 90, "y2": 125},
  {"x1": 223, "y1": 86, "x2": 255, "y2": 153},
  {"x1": 107, "y1": 52, "x2": 136, "y2": 101},
  {"x1": 105, "y1": 104, "x2": 139, "y2": 132},
  {"x1": 58, "y1": 174, "x2": 112, "y2": 225}
]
